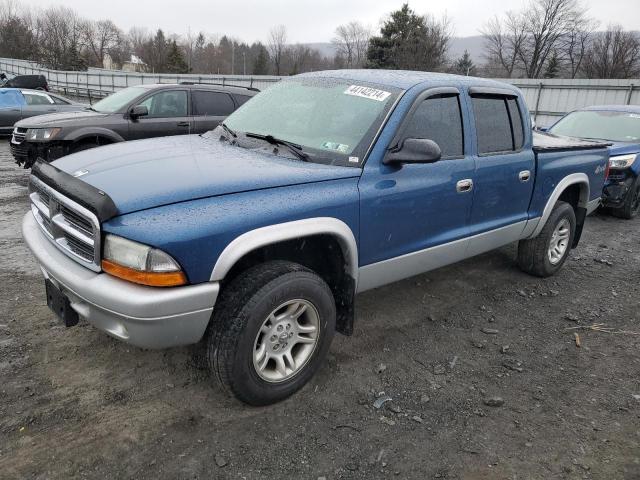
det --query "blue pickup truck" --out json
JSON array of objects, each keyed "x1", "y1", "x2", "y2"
[{"x1": 22, "y1": 71, "x2": 609, "y2": 405}]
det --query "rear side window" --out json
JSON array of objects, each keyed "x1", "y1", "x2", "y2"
[
  {"x1": 192, "y1": 91, "x2": 235, "y2": 116},
  {"x1": 402, "y1": 95, "x2": 464, "y2": 158},
  {"x1": 234, "y1": 95, "x2": 252, "y2": 107},
  {"x1": 471, "y1": 95, "x2": 524, "y2": 154},
  {"x1": 50, "y1": 95, "x2": 70, "y2": 105}
]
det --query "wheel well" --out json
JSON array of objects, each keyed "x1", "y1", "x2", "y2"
[
  {"x1": 558, "y1": 183, "x2": 588, "y2": 248},
  {"x1": 558, "y1": 184, "x2": 582, "y2": 211},
  {"x1": 223, "y1": 234, "x2": 356, "y2": 336},
  {"x1": 74, "y1": 135, "x2": 113, "y2": 147}
]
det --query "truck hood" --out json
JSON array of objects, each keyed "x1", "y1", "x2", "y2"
[
  {"x1": 607, "y1": 141, "x2": 640, "y2": 157},
  {"x1": 52, "y1": 135, "x2": 361, "y2": 215},
  {"x1": 15, "y1": 109, "x2": 111, "y2": 127}
]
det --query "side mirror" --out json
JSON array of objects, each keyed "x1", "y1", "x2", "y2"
[
  {"x1": 384, "y1": 138, "x2": 442, "y2": 164},
  {"x1": 129, "y1": 105, "x2": 148, "y2": 119}
]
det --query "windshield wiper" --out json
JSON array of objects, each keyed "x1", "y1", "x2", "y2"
[
  {"x1": 221, "y1": 122, "x2": 237, "y2": 139},
  {"x1": 85, "y1": 106, "x2": 98, "y2": 112},
  {"x1": 245, "y1": 132, "x2": 310, "y2": 162}
]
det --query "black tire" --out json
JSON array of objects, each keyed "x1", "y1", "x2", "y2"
[
  {"x1": 612, "y1": 177, "x2": 640, "y2": 220},
  {"x1": 517, "y1": 201, "x2": 576, "y2": 277},
  {"x1": 205, "y1": 260, "x2": 336, "y2": 406}
]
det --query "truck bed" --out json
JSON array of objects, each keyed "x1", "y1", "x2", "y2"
[{"x1": 533, "y1": 131, "x2": 611, "y2": 152}]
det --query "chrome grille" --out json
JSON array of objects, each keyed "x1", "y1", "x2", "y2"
[
  {"x1": 29, "y1": 176, "x2": 101, "y2": 271},
  {"x1": 11, "y1": 127, "x2": 26, "y2": 144}
]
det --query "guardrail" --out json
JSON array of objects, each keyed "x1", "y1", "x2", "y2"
[
  {"x1": 0, "y1": 58, "x2": 282, "y2": 103},
  {"x1": 2, "y1": 57, "x2": 639, "y2": 126}
]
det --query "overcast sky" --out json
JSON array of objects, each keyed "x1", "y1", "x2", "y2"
[{"x1": 25, "y1": 0, "x2": 640, "y2": 43}]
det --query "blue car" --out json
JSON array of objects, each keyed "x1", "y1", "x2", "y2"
[{"x1": 547, "y1": 105, "x2": 640, "y2": 218}]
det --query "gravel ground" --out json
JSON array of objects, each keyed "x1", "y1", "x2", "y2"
[{"x1": 0, "y1": 138, "x2": 639, "y2": 480}]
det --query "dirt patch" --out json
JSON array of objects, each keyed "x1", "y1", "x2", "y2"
[{"x1": 0, "y1": 139, "x2": 639, "y2": 479}]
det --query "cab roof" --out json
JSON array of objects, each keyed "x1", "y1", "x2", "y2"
[{"x1": 297, "y1": 69, "x2": 519, "y2": 92}]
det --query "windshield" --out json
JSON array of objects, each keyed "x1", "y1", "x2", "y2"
[
  {"x1": 92, "y1": 86, "x2": 147, "y2": 113},
  {"x1": 550, "y1": 110, "x2": 640, "y2": 143},
  {"x1": 220, "y1": 77, "x2": 401, "y2": 166}
]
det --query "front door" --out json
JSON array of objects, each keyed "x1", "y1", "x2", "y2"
[
  {"x1": 358, "y1": 90, "x2": 475, "y2": 291},
  {"x1": 466, "y1": 92, "x2": 535, "y2": 253},
  {"x1": 128, "y1": 89, "x2": 193, "y2": 140}
]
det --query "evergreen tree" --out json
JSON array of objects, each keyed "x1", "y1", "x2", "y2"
[
  {"x1": 166, "y1": 40, "x2": 189, "y2": 73},
  {"x1": 452, "y1": 50, "x2": 476, "y2": 76},
  {"x1": 366, "y1": 4, "x2": 450, "y2": 71},
  {"x1": 252, "y1": 44, "x2": 269, "y2": 75},
  {"x1": 543, "y1": 50, "x2": 560, "y2": 78}
]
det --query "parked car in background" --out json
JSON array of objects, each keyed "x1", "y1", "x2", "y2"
[
  {"x1": 22, "y1": 70, "x2": 609, "y2": 405},
  {"x1": 546, "y1": 105, "x2": 640, "y2": 218},
  {"x1": 0, "y1": 88, "x2": 85, "y2": 136},
  {"x1": 11, "y1": 83, "x2": 258, "y2": 168},
  {"x1": 1, "y1": 73, "x2": 49, "y2": 91}
]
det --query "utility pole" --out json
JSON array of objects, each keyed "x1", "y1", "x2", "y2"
[{"x1": 243, "y1": 52, "x2": 246, "y2": 75}]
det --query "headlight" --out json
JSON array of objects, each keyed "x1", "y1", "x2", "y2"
[
  {"x1": 101, "y1": 234, "x2": 187, "y2": 287},
  {"x1": 26, "y1": 128, "x2": 62, "y2": 142},
  {"x1": 609, "y1": 154, "x2": 638, "y2": 169}
]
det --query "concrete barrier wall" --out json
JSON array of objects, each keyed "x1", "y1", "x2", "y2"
[{"x1": 2, "y1": 57, "x2": 639, "y2": 127}]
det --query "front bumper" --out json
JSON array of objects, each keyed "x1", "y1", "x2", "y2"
[
  {"x1": 602, "y1": 169, "x2": 636, "y2": 208},
  {"x1": 22, "y1": 213, "x2": 219, "y2": 348}
]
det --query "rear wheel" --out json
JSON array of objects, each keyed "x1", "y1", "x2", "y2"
[
  {"x1": 613, "y1": 177, "x2": 640, "y2": 219},
  {"x1": 205, "y1": 261, "x2": 336, "y2": 405},
  {"x1": 517, "y1": 201, "x2": 576, "y2": 277}
]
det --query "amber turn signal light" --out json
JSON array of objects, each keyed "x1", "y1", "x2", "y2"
[{"x1": 101, "y1": 259, "x2": 187, "y2": 287}]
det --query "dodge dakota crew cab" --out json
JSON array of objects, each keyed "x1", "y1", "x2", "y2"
[{"x1": 22, "y1": 70, "x2": 609, "y2": 405}]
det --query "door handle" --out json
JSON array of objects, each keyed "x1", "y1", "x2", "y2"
[
  {"x1": 456, "y1": 179, "x2": 474, "y2": 193},
  {"x1": 177, "y1": 121, "x2": 190, "y2": 127},
  {"x1": 519, "y1": 170, "x2": 531, "y2": 182}
]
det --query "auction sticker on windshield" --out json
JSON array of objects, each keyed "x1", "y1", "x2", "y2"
[{"x1": 344, "y1": 85, "x2": 391, "y2": 102}]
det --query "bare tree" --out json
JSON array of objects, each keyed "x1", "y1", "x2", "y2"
[
  {"x1": 82, "y1": 19, "x2": 122, "y2": 67},
  {"x1": 268, "y1": 25, "x2": 287, "y2": 75},
  {"x1": 482, "y1": 0, "x2": 591, "y2": 78},
  {"x1": 582, "y1": 25, "x2": 640, "y2": 78},
  {"x1": 482, "y1": 13, "x2": 527, "y2": 77},
  {"x1": 560, "y1": 14, "x2": 598, "y2": 78},
  {"x1": 332, "y1": 21, "x2": 371, "y2": 68},
  {"x1": 36, "y1": 6, "x2": 85, "y2": 69}
]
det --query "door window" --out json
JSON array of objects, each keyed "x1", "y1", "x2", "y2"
[
  {"x1": 192, "y1": 91, "x2": 235, "y2": 116},
  {"x1": 23, "y1": 92, "x2": 54, "y2": 106},
  {"x1": 471, "y1": 95, "x2": 524, "y2": 154},
  {"x1": 137, "y1": 90, "x2": 188, "y2": 117},
  {"x1": 402, "y1": 94, "x2": 464, "y2": 158}
]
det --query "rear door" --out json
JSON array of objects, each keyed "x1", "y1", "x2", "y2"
[
  {"x1": 191, "y1": 90, "x2": 236, "y2": 133},
  {"x1": 127, "y1": 89, "x2": 192, "y2": 139},
  {"x1": 0, "y1": 90, "x2": 24, "y2": 131},
  {"x1": 466, "y1": 89, "x2": 534, "y2": 243}
]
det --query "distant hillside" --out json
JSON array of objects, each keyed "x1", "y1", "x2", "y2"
[{"x1": 304, "y1": 37, "x2": 486, "y2": 64}]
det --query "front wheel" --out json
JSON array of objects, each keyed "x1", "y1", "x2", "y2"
[
  {"x1": 205, "y1": 261, "x2": 336, "y2": 405},
  {"x1": 517, "y1": 201, "x2": 576, "y2": 277}
]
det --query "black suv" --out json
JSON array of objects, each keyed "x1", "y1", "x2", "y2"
[
  {"x1": 11, "y1": 83, "x2": 258, "y2": 168},
  {"x1": 1, "y1": 74, "x2": 49, "y2": 91}
]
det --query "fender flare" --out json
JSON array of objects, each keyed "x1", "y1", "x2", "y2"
[
  {"x1": 209, "y1": 217, "x2": 359, "y2": 286},
  {"x1": 528, "y1": 173, "x2": 590, "y2": 238},
  {"x1": 64, "y1": 128, "x2": 125, "y2": 143}
]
